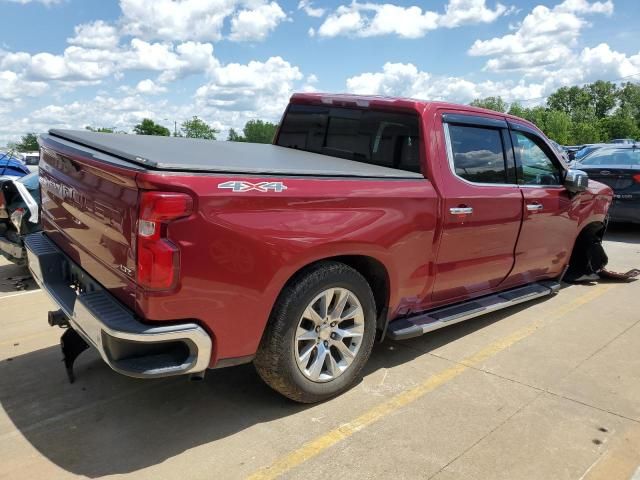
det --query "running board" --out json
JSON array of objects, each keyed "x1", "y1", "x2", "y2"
[{"x1": 387, "y1": 281, "x2": 561, "y2": 341}]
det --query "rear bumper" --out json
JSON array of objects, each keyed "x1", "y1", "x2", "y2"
[{"x1": 24, "y1": 232, "x2": 212, "y2": 379}]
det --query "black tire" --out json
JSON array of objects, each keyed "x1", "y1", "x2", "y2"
[{"x1": 254, "y1": 261, "x2": 377, "y2": 403}]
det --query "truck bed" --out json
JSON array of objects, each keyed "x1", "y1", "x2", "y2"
[{"x1": 46, "y1": 129, "x2": 423, "y2": 178}]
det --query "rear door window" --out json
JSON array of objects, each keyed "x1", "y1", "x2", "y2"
[
  {"x1": 447, "y1": 125, "x2": 508, "y2": 184},
  {"x1": 276, "y1": 104, "x2": 423, "y2": 174}
]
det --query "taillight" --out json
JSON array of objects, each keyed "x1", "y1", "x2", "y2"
[
  {"x1": 136, "y1": 191, "x2": 193, "y2": 290},
  {"x1": 633, "y1": 174, "x2": 640, "y2": 184}
]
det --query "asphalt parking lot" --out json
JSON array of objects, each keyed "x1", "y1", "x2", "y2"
[{"x1": 1, "y1": 224, "x2": 639, "y2": 480}]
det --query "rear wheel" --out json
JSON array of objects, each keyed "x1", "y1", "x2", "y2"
[{"x1": 254, "y1": 261, "x2": 377, "y2": 403}]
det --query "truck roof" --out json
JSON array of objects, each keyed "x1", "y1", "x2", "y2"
[
  {"x1": 45, "y1": 129, "x2": 423, "y2": 179},
  {"x1": 290, "y1": 93, "x2": 540, "y2": 132}
]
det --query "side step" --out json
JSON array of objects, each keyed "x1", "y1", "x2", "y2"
[{"x1": 387, "y1": 281, "x2": 561, "y2": 341}]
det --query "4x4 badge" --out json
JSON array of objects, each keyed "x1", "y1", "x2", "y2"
[{"x1": 218, "y1": 181, "x2": 288, "y2": 192}]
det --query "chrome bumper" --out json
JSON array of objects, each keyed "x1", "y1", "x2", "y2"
[{"x1": 24, "y1": 232, "x2": 212, "y2": 379}]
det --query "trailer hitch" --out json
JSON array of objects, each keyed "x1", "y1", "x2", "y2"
[
  {"x1": 60, "y1": 328, "x2": 89, "y2": 384},
  {"x1": 48, "y1": 310, "x2": 90, "y2": 383}
]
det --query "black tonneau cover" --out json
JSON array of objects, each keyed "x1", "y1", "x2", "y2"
[{"x1": 47, "y1": 129, "x2": 423, "y2": 179}]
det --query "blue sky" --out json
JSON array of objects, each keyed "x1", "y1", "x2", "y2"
[{"x1": 0, "y1": 0, "x2": 638, "y2": 144}]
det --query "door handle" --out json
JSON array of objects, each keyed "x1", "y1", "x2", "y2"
[
  {"x1": 450, "y1": 207, "x2": 473, "y2": 215},
  {"x1": 526, "y1": 203, "x2": 543, "y2": 212}
]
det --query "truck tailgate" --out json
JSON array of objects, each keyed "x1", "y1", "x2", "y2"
[{"x1": 39, "y1": 137, "x2": 140, "y2": 309}]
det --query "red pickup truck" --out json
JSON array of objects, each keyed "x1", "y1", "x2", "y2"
[{"x1": 26, "y1": 93, "x2": 612, "y2": 403}]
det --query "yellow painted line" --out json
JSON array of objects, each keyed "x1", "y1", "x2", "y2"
[{"x1": 248, "y1": 284, "x2": 615, "y2": 480}]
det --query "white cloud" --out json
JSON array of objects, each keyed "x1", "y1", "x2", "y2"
[
  {"x1": 2, "y1": 53, "x2": 309, "y2": 144},
  {"x1": 136, "y1": 79, "x2": 167, "y2": 95},
  {"x1": 2, "y1": 47, "x2": 120, "y2": 82},
  {"x1": 0, "y1": 39, "x2": 218, "y2": 89},
  {"x1": 120, "y1": 0, "x2": 235, "y2": 42},
  {"x1": 0, "y1": 70, "x2": 49, "y2": 101},
  {"x1": 197, "y1": 56, "x2": 303, "y2": 118},
  {"x1": 554, "y1": 0, "x2": 613, "y2": 14},
  {"x1": 67, "y1": 20, "x2": 120, "y2": 50},
  {"x1": 228, "y1": 2, "x2": 287, "y2": 42},
  {"x1": 317, "y1": 3, "x2": 439, "y2": 38},
  {"x1": 346, "y1": 62, "x2": 547, "y2": 104},
  {"x1": 120, "y1": 0, "x2": 287, "y2": 43},
  {"x1": 468, "y1": 0, "x2": 614, "y2": 72},
  {"x1": 438, "y1": 0, "x2": 509, "y2": 28},
  {"x1": 298, "y1": 0, "x2": 325, "y2": 17},
  {"x1": 26, "y1": 94, "x2": 176, "y2": 133},
  {"x1": 562, "y1": 43, "x2": 640, "y2": 84},
  {"x1": 315, "y1": 0, "x2": 508, "y2": 38},
  {"x1": 347, "y1": 45, "x2": 640, "y2": 107},
  {"x1": 120, "y1": 39, "x2": 219, "y2": 83}
]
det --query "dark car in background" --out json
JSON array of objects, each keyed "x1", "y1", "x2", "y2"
[
  {"x1": 564, "y1": 145, "x2": 584, "y2": 161},
  {"x1": 573, "y1": 143, "x2": 610, "y2": 163},
  {"x1": 574, "y1": 145, "x2": 640, "y2": 223}
]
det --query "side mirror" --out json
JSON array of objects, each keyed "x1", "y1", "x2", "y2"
[{"x1": 565, "y1": 169, "x2": 589, "y2": 193}]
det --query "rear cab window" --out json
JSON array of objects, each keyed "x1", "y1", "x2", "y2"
[{"x1": 276, "y1": 104, "x2": 423, "y2": 174}]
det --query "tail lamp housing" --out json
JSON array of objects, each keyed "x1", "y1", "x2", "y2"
[
  {"x1": 633, "y1": 174, "x2": 640, "y2": 184},
  {"x1": 136, "y1": 191, "x2": 193, "y2": 290}
]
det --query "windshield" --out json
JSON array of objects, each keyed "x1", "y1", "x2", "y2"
[{"x1": 578, "y1": 148, "x2": 640, "y2": 166}]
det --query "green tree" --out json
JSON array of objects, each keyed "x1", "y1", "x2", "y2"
[
  {"x1": 617, "y1": 82, "x2": 640, "y2": 127},
  {"x1": 227, "y1": 128, "x2": 244, "y2": 142},
  {"x1": 133, "y1": 118, "x2": 171, "y2": 136},
  {"x1": 571, "y1": 122, "x2": 603, "y2": 144},
  {"x1": 547, "y1": 86, "x2": 593, "y2": 121},
  {"x1": 522, "y1": 106, "x2": 548, "y2": 130},
  {"x1": 180, "y1": 116, "x2": 217, "y2": 139},
  {"x1": 11, "y1": 133, "x2": 39, "y2": 151},
  {"x1": 544, "y1": 110, "x2": 572, "y2": 144},
  {"x1": 242, "y1": 119, "x2": 278, "y2": 143},
  {"x1": 229, "y1": 119, "x2": 278, "y2": 143},
  {"x1": 600, "y1": 111, "x2": 640, "y2": 141},
  {"x1": 469, "y1": 96, "x2": 507, "y2": 113},
  {"x1": 587, "y1": 80, "x2": 618, "y2": 119},
  {"x1": 507, "y1": 102, "x2": 528, "y2": 118},
  {"x1": 85, "y1": 126, "x2": 114, "y2": 133}
]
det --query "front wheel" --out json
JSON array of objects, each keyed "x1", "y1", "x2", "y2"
[{"x1": 254, "y1": 261, "x2": 377, "y2": 403}]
